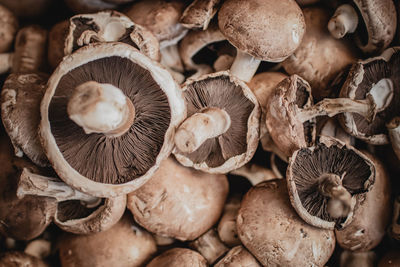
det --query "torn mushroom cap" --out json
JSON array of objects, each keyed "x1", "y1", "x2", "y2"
[
  {"x1": 64, "y1": 0, "x2": 118, "y2": 13},
  {"x1": 0, "y1": 251, "x2": 48, "y2": 267},
  {"x1": 1, "y1": 73, "x2": 49, "y2": 167},
  {"x1": 215, "y1": 246, "x2": 261, "y2": 267},
  {"x1": 335, "y1": 151, "x2": 391, "y2": 251},
  {"x1": 0, "y1": 4, "x2": 18, "y2": 53},
  {"x1": 65, "y1": 10, "x2": 160, "y2": 62},
  {"x1": 147, "y1": 248, "x2": 207, "y2": 267},
  {"x1": 180, "y1": 0, "x2": 220, "y2": 30},
  {"x1": 48, "y1": 20, "x2": 69, "y2": 70},
  {"x1": 327, "y1": 0, "x2": 396, "y2": 54},
  {"x1": 40, "y1": 42, "x2": 186, "y2": 197},
  {"x1": 173, "y1": 71, "x2": 260, "y2": 173},
  {"x1": 339, "y1": 47, "x2": 400, "y2": 145},
  {"x1": 127, "y1": 157, "x2": 228, "y2": 241},
  {"x1": 282, "y1": 6, "x2": 358, "y2": 101},
  {"x1": 287, "y1": 136, "x2": 375, "y2": 230},
  {"x1": 237, "y1": 179, "x2": 335, "y2": 266},
  {"x1": 59, "y1": 214, "x2": 157, "y2": 267}
]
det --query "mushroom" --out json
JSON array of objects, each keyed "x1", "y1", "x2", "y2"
[
  {"x1": 317, "y1": 117, "x2": 355, "y2": 146},
  {"x1": 340, "y1": 250, "x2": 376, "y2": 267},
  {"x1": 127, "y1": 157, "x2": 228, "y2": 241},
  {"x1": 0, "y1": 4, "x2": 18, "y2": 54},
  {"x1": 287, "y1": 136, "x2": 375, "y2": 229},
  {"x1": 40, "y1": 42, "x2": 186, "y2": 197},
  {"x1": 0, "y1": 251, "x2": 48, "y2": 267},
  {"x1": 230, "y1": 163, "x2": 277, "y2": 186},
  {"x1": 217, "y1": 195, "x2": 241, "y2": 247},
  {"x1": 282, "y1": 6, "x2": 358, "y2": 101},
  {"x1": 64, "y1": 0, "x2": 119, "y2": 14},
  {"x1": 237, "y1": 179, "x2": 335, "y2": 266},
  {"x1": 378, "y1": 250, "x2": 400, "y2": 267},
  {"x1": 218, "y1": 0, "x2": 306, "y2": 82},
  {"x1": 215, "y1": 245, "x2": 261, "y2": 267},
  {"x1": 0, "y1": 0, "x2": 51, "y2": 17},
  {"x1": 390, "y1": 195, "x2": 400, "y2": 241},
  {"x1": 189, "y1": 228, "x2": 229, "y2": 264},
  {"x1": 327, "y1": 0, "x2": 397, "y2": 54},
  {"x1": 295, "y1": 0, "x2": 319, "y2": 6},
  {"x1": 59, "y1": 214, "x2": 157, "y2": 267},
  {"x1": 180, "y1": 0, "x2": 220, "y2": 30},
  {"x1": 173, "y1": 71, "x2": 260, "y2": 173},
  {"x1": 47, "y1": 20, "x2": 69, "y2": 70},
  {"x1": 387, "y1": 117, "x2": 400, "y2": 161},
  {"x1": 147, "y1": 248, "x2": 207, "y2": 267}
]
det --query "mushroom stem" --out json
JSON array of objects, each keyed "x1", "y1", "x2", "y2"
[
  {"x1": 161, "y1": 45, "x2": 184, "y2": 73},
  {"x1": 327, "y1": 4, "x2": 359, "y2": 39},
  {"x1": 387, "y1": 117, "x2": 400, "y2": 161},
  {"x1": 24, "y1": 239, "x2": 51, "y2": 259},
  {"x1": 175, "y1": 107, "x2": 231, "y2": 153},
  {"x1": 318, "y1": 173, "x2": 352, "y2": 219},
  {"x1": 17, "y1": 168, "x2": 100, "y2": 206},
  {"x1": 217, "y1": 196, "x2": 241, "y2": 247},
  {"x1": 190, "y1": 229, "x2": 229, "y2": 264},
  {"x1": 230, "y1": 50, "x2": 261, "y2": 82},
  {"x1": 213, "y1": 54, "x2": 234, "y2": 72},
  {"x1": 0, "y1": 53, "x2": 13, "y2": 74},
  {"x1": 230, "y1": 164, "x2": 276, "y2": 185},
  {"x1": 67, "y1": 81, "x2": 135, "y2": 137}
]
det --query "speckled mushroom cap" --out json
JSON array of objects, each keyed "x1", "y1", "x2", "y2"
[
  {"x1": 287, "y1": 136, "x2": 375, "y2": 230},
  {"x1": 147, "y1": 248, "x2": 207, "y2": 267},
  {"x1": 266, "y1": 74, "x2": 316, "y2": 157},
  {"x1": 0, "y1": 4, "x2": 17, "y2": 53},
  {"x1": 173, "y1": 71, "x2": 260, "y2": 173},
  {"x1": 237, "y1": 179, "x2": 335, "y2": 266},
  {"x1": 1, "y1": 73, "x2": 49, "y2": 167},
  {"x1": 215, "y1": 246, "x2": 261, "y2": 267},
  {"x1": 0, "y1": 251, "x2": 48, "y2": 267},
  {"x1": 40, "y1": 42, "x2": 186, "y2": 197},
  {"x1": 218, "y1": 0, "x2": 305, "y2": 62},
  {"x1": 339, "y1": 47, "x2": 400, "y2": 145}
]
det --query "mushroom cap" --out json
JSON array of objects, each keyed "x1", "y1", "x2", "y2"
[
  {"x1": 54, "y1": 195, "x2": 126, "y2": 234},
  {"x1": 282, "y1": 7, "x2": 358, "y2": 101},
  {"x1": 59, "y1": 214, "x2": 157, "y2": 267},
  {"x1": 0, "y1": 0, "x2": 51, "y2": 17},
  {"x1": 218, "y1": 0, "x2": 305, "y2": 62},
  {"x1": 0, "y1": 4, "x2": 18, "y2": 53},
  {"x1": 40, "y1": 42, "x2": 186, "y2": 197},
  {"x1": 339, "y1": 48, "x2": 400, "y2": 145},
  {"x1": 146, "y1": 248, "x2": 207, "y2": 267},
  {"x1": 0, "y1": 251, "x2": 49, "y2": 267},
  {"x1": 125, "y1": 0, "x2": 187, "y2": 48},
  {"x1": 1, "y1": 73, "x2": 49, "y2": 167},
  {"x1": 127, "y1": 157, "x2": 228, "y2": 241},
  {"x1": 265, "y1": 74, "x2": 316, "y2": 157},
  {"x1": 214, "y1": 246, "x2": 261, "y2": 267},
  {"x1": 237, "y1": 179, "x2": 335, "y2": 266},
  {"x1": 287, "y1": 136, "x2": 375, "y2": 230},
  {"x1": 180, "y1": 0, "x2": 220, "y2": 30},
  {"x1": 64, "y1": 0, "x2": 118, "y2": 13},
  {"x1": 48, "y1": 20, "x2": 69, "y2": 70},
  {"x1": 173, "y1": 71, "x2": 260, "y2": 173},
  {"x1": 335, "y1": 151, "x2": 391, "y2": 251}
]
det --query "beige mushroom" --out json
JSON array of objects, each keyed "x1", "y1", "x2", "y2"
[
  {"x1": 215, "y1": 246, "x2": 261, "y2": 267},
  {"x1": 317, "y1": 117, "x2": 355, "y2": 146},
  {"x1": 217, "y1": 195, "x2": 241, "y2": 247},
  {"x1": 147, "y1": 248, "x2": 207, "y2": 267},
  {"x1": 190, "y1": 228, "x2": 229, "y2": 264},
  {"x1": 180, "y1": 0, "x2": 220, "y2": 30},
  {"x1": 0, "y1": 4, "x2": 18, "y2": 54}
]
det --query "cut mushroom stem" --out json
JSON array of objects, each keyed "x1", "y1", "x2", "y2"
[
  {"x1": 318, "y1": 173, "x2": 352, "y2": 219},
  {"x1": 230, "y1": 50, "x2": 261, "y2": 82},
  {"x1": 328, "y1": 4, "x2": 359, "y2": 39},
  {"x1": 175, "y1": 107, "x2": 231, "y2": 153},
  {"x1": 0, "y1": 53, "x2": 13, "y2": 74},
  {"x1": 387, "y1": 117, "x2": 400, "y2": 161},
  {"x1": 17, "y1": 168, "x2": 100, "y2": 207},
  {"x1": 67, "y1": 81, "x2": 135, "y2": 137}
]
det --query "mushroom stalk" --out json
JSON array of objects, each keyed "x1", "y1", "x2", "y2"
[
  {"x1": 328, "y1": 4, "x2": 359, "y2": 39},
  {"x1": 387, "y1": 117, "x2": 400, "y2": 161},
  {"x1": 17, "y1": 168, "x2": 100, "y2": 206},
  {"x1": 217, "y1": 196, "x2": 241, "y2": 247},
  {"x1": 24, "y1": 239, "x2": 51, "y2": 259},
  {"x1": 0, "y1": 53, "x2": 13, "y2": 74},
  {"x1": 213, "y1": 54, "x2": 234, "y2": 72},
  {"x1": 67, "y1": 81, "x2": 135, "y2": 137},
  {"x1": 318, "y1": 173, "x2": 352, "y2": 219},
  {"x1": 190, "y1": 229, "x2": 229, "y2": 264},
  {"x1": 230, "y1": 50, "x2": 261, "y2": 82},
  {"x1": 230, "y1": 164, "x2": 276, "y2": 185},
  {"x1": 175, "y1": 107, "x2": 231, "y2": 153},
  {"x1": 160, "y1": 45, "x2": 184, "y2": 72}
]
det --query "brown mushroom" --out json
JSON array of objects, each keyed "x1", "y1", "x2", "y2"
[
  {"x1": 237, "y1": 179, "x2": 335, "y2": 266},
  {"x1": 317, "y1": 117, "x2": 355, "y2": 146},
  {"x1": 340, "y1": 250, "x2": 376, "y2": 267},
  {"x1": 230, "y1": 164, "x2": 277, "y2": 186},
  {"x1": 390, "y1": 195, "x2": 400, "y2": 241},
  {"x1": 0, "y1": 0, "x2": 51, "y2": 17},
  {"x1": 217, "y1": 195, "x2": 241, "y2": 247},
  {"x1": 327, "y1": 0, "x2": 397, "y2": 54},
  {"x1": 180, "y1": 0, "x2": 220, "y2": 30},
  {"x1": 295, "y1": 0, "x2": 319, "y2": 6},
  {"x1": 147, "y1": 248, "x2": 207, "y2": 267},
  {"x1": 64, "y1": 0, "x2": 119, "y2": 13},
  {"x1": 0, "y1": 251, "x2": 48, "y2": 267},
  {"x1": 387, "y1": 117, "x2": 400, "y2": 161},
  {"x1": 215, "y1": 245, "x2": 261, "y2": 267},
  {"x1": 59, "y1": 214, "x2": 157, "y2": 267},
  {"x1": 127, "y1": 157, "x2": 228, "y2": 241},
  {"x1": 378, "y1": 250, "x2": 400, "y2": 267},
  {"x1": 0, "y1": 4, "x2": 17, "y2": 53},
  {"x1": 173, "y1": 71, "x2": 260, "y2": 173},
  {"x1": 40, "y1": 42, "x2": 186, "y2": 197},
  {"x1": 190, "y1": 228, "x2": 229, "y2": 264},
  {"x1": 47, "y1": 20, "x2": 69, "y2": 70}
]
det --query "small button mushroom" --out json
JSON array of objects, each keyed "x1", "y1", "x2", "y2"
[
  {"x1": 335, "y1": 151, "x2": 391, "y2": 251},
  {"x1": 215, "y1": 245, "x2": 261, "y2": 267},
  {"x1": 0, "y1": 251, "x2": 49, "y2": 267},
  {"x1": 237, "y1": 179, "x2": 335, "y2": 266},
  {"x1": 59, "y1": 214, "x2": 157, "y2": 267},
  {"x1": 180, "y1": 0, "x2": 220, "y2": 30},
  {"x1": 390, "y1": 195, "x2": 400, "y2": 241},
  {"x1": 47, "y1": 20, "x2": 69, "y2": 70},
  {"x1": 287, "y1": 136, "x2": 375, "y2": 230},
  {"x1": 127, "y1": 157, "x2": 228, "y2": 241},
  {"x1": 0, "y1": 0, "x2": 51, "y2": 18},
  {"x1": 40, "y1": 42, "x2": 186, "y2": 197},
  {"x1": 147, "y1": 248, "x2": 207, "y2": 267},
  {"x1": 190, "y1": 228, "x2": 229, "y2": 264},
  {"x1": 340, "y1": 250, "x2": 376, "y2": 267},
  {"x1": 218, "y1": 0, "x2": 306, "y2": 82},
  {"x1": 0, "y1": 4, "x2": 18, "y2": 54},
  {"x1": 173, "y1": 71, "x2": 260, "y2": 173},
  {"x1": 327, "y1": 0, "x2": 396, "y2": 54},
  {"x1": 378, "y1": 250, "x2": 400, "y2": 267}
]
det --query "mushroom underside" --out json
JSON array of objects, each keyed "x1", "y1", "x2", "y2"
[{"x1": 56, "y1": 199, "x2": 105, "y2": 222}]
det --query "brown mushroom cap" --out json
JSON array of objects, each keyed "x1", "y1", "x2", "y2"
[
  {"x1": 59, "y1": 214, "x2": 157, "y2": 267},
  {"x1": 0, "y1": 251, "x2": 48, "y2": 267},
  {"x1": 40, "y1": 42, "x2": 186, "y2": 197},
  {"x1": 147, "y1": 248, "x2": 207, "y2": 267},
  {"x1": 218, "y1": 0, "x2": 305, "y2": 62},
  {"x1": 335, "y1": 151, "x2": 391, "y2": 251},
  {"x1": 48, "y1": 20, "x2": 69, "y2": 70},
  {"x1": 1, "y1": 73, "x2": 49, "y2": 167},
  {"x1": 180, "y1": 0, "x2": 220, "y2": 30},
  {"x1": 173, "y1": 71, "x2": 260, "y2": 173},
  {"x1": 64, "y1": 0, "x2": 118, "y2": 13},
  {"x1": 237, "y1": 179, "x2": 335, "y2": 266},
  {"x1": 0, "y1": 4, "x2": 18, "y2": 53},
  {"x1": 214, "y1": 246, "x2": 261, "y2": 267},
  {"x1": 0, "y1": 0, "x2": 51, "y2": 17},
  {"x1": 287, "y1": 136, "x2": 375, "y2": 229},
  {"x1": 127, "y1": 157, "x2": 228, "y2": 241}
]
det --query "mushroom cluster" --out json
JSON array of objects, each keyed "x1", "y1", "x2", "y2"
[{"x1": 0, "y1": 0, "x2": 399, "y2": 266}]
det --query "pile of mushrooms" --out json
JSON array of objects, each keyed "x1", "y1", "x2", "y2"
[{"x1": 0, "y1": 0, "x2": 399, "y2": 266}]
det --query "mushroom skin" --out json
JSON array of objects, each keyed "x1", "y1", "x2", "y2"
[
  {"x1": 127, "y1": 157, "x2": 228, "y2": 241},
  {"x1": 147, "y1": 248, "x2": 207, "y2": 267},
  {"x1": 390, "y1": 195, "x2": 400, "y2": 240},
  {"x1": 214, "y1": 246, "x2": 261, "y2": 267},
  {"x1": 47, "y1": 20, "x2": 69, "y2": 70},
  {"x1": 0, "y1": 4, "x2": 18, "y2": 53},
  {"x1": 59, "y1": 214, "x2": 157, "y2": 267},
  {"x1": 0, "y1": 0, "x2": 51, "y2": 17},
  {"x1": 180, "y1": 0, "x2": 220, "y2": 30},
  {"x1": 0, "y1": 251, "x2": 49, "y2": 267},
  {"x1": 335, "y1": 151, "x2": 391, "y2": 251},
  {"x1": 64, "y1": 0, "x2": 118, "y2": 13},
  {"x1": 237, "y1": 179, "x2": 335, "y2": 266}
]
